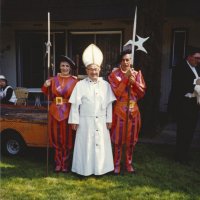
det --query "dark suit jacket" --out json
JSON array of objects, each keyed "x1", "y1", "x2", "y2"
[{"x1": 168, "y1": 60, "x2": 200, "y2": 118}]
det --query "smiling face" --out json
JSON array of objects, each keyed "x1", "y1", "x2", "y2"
[
  {"x1": 86, "y1": 64, "x2": 101, "y2": 81},
  {"x1": 60, "y1": 61, "x2": 71, "y2": 76}
]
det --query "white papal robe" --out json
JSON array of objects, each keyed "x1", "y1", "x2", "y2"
[{"x1": 68, "y1": 77, "x2": 116, "y2": 176}]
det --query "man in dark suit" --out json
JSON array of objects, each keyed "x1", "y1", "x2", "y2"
[{"x1": 168, "y1": 46, "x2": 200, "y2": 164}]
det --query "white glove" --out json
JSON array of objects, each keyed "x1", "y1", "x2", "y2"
[
  {"x1": 44, "y1": 79, "x2": 51, "y2": 87},
  {"x1": 194, "y1": 85, "x2": 200, "y2": 104},
  {"x1": 197, "y1": 96, "x2": 200, "y2": 104}
]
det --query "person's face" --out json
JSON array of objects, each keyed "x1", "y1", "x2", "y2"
[
  {"x1": 0, "y1": 79, "x2": 6, "y2": 88},
  {"x1": 193, "y1": 53, "x2": 200, "y2": 66},
  {"x1": 86, "y1": 64, "x2": 101, "y2": 81},
  {"x1": 120, "y1": 54, "x2": 132, "y2": 71},
  {"x1": 60, "y1": 61, "x2": 71, "y2": 75},
  {"x1": 188, "y1": 53, "x2": 200, "y2": 67}
]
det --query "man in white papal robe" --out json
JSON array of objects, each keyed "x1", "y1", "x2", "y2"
[{"x1": 68, "y1": 44, "x2": 116, "y2": 176}]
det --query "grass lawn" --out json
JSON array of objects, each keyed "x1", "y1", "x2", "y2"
[{"x1": 1, "y1": 143, "x2": 200, "y2": 200}]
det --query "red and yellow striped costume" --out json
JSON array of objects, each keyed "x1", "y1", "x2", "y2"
[
  {"x1": 42, "y1": 74, "x2": 78, "y2": 172},
  {"x1": 108, "y1": 67, "x2": 146, "y2": 173}
]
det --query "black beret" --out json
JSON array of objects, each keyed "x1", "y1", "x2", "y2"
[
  {"x1": 58, "y1": 55, "x2": 76, "y2": 69},
  {"x1": 117, "y1": 49, "x2": 132, "y2": 63}
]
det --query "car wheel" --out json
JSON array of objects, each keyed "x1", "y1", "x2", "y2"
[{"x1": 2, "y1": 133, "x2": 25, "y2": 156}]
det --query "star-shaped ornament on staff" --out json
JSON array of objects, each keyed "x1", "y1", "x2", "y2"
[
  {"x1": 124, "y1": 35, "x2": 149, "y2": 54},
  {"x1": 123, "y1": 6, "x2": 149, "y2": 66}
]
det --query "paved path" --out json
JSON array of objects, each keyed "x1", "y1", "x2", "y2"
[{"x1": 140, "y1": 122, "x2": 200, "y2": 148}]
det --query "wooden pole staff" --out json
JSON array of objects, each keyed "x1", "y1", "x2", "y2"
[{"x1": 46, "y1": 12, "x2": 51, "y2": 176}]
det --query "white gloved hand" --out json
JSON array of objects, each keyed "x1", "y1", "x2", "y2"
[
  {"x1": 194, "y1": 85, "x2": 200, "y2": 104},
  {"x1": 197, "y1": 96, "x2": 200, "y2": 104},
  {"x1": 44, "y1": 79, "x2": 51, "y2": 87}
]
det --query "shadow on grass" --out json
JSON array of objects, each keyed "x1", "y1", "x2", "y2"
[
  {"x1": 1, "y1": 144, "x2": 200, "y2": 199},
  {"x1": 1, "y1": 147, "x2": 54, "y2": 178}
]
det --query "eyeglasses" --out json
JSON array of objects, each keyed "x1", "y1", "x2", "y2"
[
  {"x1": 86, "y1": 68, "x2": 100, "y2": 72},
  {"x1": 122, "y1": 59, "x2": 131, "y2": 62}
]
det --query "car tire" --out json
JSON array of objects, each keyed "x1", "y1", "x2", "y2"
[{"x1": 1, "y1": 133, "x2": 25, "y2": 156}]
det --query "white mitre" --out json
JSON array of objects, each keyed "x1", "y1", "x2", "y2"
[{"x1": 82, "y1": 44, "x2": 103, "y2": 67}]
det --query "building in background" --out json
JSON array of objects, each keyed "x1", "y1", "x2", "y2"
[{"x1": 1, "y1": 0, "x2": 200, "y2": 135}]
